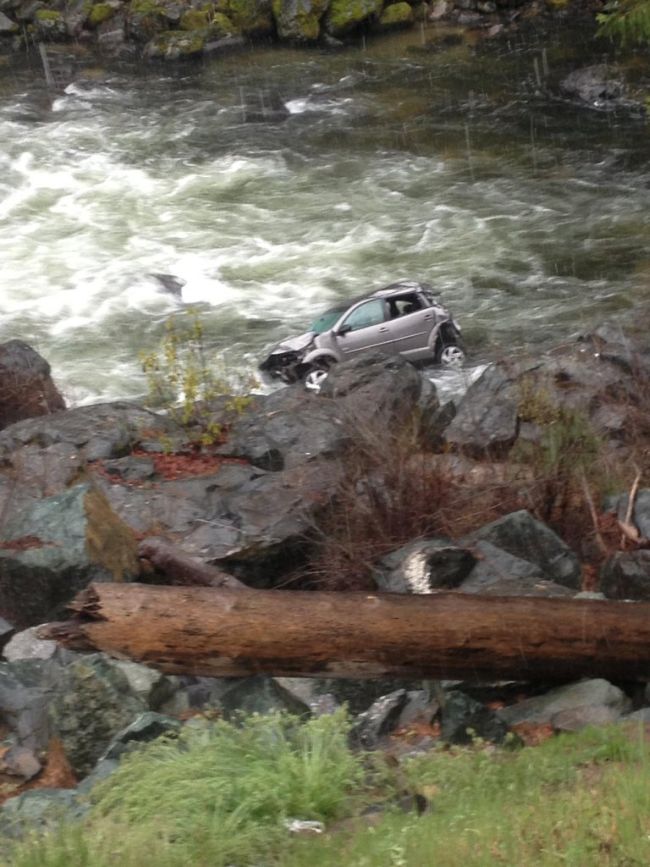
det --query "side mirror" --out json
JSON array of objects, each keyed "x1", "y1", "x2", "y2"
[{"x1": 337, "y1": 323, "x2": 352, "y2": 336}]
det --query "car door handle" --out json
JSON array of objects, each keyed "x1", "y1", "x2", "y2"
[
  {"x1": 423, "y1": 315, "x2": 433, "y2": 321},
  {"x1": 379, "y1": 327, "x2": 389, "y2": 332}
]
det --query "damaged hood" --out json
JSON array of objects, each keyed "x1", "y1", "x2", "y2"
[{"x1": 267, "y1": 331, "x2": 315, "y2": 355}]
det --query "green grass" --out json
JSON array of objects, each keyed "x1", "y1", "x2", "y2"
[{"x1": 4, "y1": 719, "x2": 650, "y2": 867}]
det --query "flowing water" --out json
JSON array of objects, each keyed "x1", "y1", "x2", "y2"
[{"x1": 1, "y1": 24, "x2": 650, "y2": 404}]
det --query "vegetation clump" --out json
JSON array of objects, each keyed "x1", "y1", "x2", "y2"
[{"x1": 139, "y1": 309, "x2": 255, "y2": 446}]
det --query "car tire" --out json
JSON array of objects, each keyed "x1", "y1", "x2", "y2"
[
  {"x1": 435, "y1": 342, "x2": 465, "y2": 367},
  {"x1": 303, "y1": 359, "x2": 333, "y2": 392}
]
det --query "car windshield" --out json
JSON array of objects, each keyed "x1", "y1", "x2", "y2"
[{"x1": 310, "y1": 306, "x2": 347, "y2": 334}]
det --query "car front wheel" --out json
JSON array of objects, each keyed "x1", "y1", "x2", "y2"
[
  {"x1": 303, "y1": 359, "x2": 333, "y2": 392},
  {"x1": 436, "y1": 342, "x2": 465, "y2": 367}
]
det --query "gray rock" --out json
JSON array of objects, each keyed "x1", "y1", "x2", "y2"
[
  {"x1": 375, "y1": 538, "x2": 476, "y2": 594},
  {"x1": 101, "y1": 712, "x2": 182, "y2": 761},
  {"x1": 559, "y1": 65, "x2": 625, "y2": 109},
  {"x1": 273, "y1": 0, "x2": 329, "y2": 41},
  {"x1": 49, "y1": 654, "x2": 147, "y2": 776},
  {"x1": 218, "y1": 676, "x2": 311, "y2": 719},
  {"x1": 0, "y1": 10, "x2": 18, "y2": 31},
  {"x1": 443, "y1": 363, "x2": 518, "y2": 455},
  {"x1": 0, "y1": 483, "x2": 139, "y2": 627},
  {"x1": 0, "y1": 658, "x2": 61, "y2": 750},
  {"x1": 319, "y1": 352, "x2": 423, "y2": 427},
  {"x1": 3, "y1": 626, "x2": 58, "y2": 662},
  {"x1": 76, "y1": 758, "x2": 120, "y2": 794},
  {"x1": 465, "y1": 510, "x2": 581, "y2": 588},
  {"x1": 352, "y1": 689, "x2": 409, "y2": 748},
  {"x1": 459, "y1": 541, "x2": 572, "y2": 597},
  {"x1": 312, "y1": 678, "x2": 424, "y2": 715},
  {"x1": 498, "y1": 679, "x2": 631, "y2": 727},
  {"x1": 441, "y1": 690, "x2": 510, "y2": 745},
  {"x1": 600, "y1": 551, "x2": 650, "y2": 600},
  {"x1": 0, "y1": 788, "x2": 84, "y2": 839},
  {"x1": 551, "y1": 705, "x2": 623, "y2": 731},
  {"x1": 396, "y1": 690, "x2": 440, "y2": 729},
  {"x1": 325, "y1": 0, "x2": 382, "y2": 36},
  {"x1": 218, "y1": 387, "x2": 348, "y2": 471},
  {"x1": 622, "y1": 707, "x2": 650, "y2": 723},
  {"x1": 0, "y1": 400, "x2": 181, "y2": 464},
  {"x1": 0, "y1": 615, "x2": 14, "y2": 650},
  {"x1": 112, "y1": 661, "x2": 178, "y2": 710},
  {"x1": 0, "y1": 744, "x2": 42, "y2": 780}
]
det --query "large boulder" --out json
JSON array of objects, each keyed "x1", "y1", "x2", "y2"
[
  {"x1": 600, "y1": 551, "x2": 650, "y2": 600},
  {"x1": 319, "y1": 352, "x2": 423, "y2": 425},
  {"x1": 464, "y1": 510, "x2": 581, "y2": 589},
  {"x1": 216, "y1": 0, "x2": 274, "y2": 35},
  {"x1": 498, "y1": 679, "x2": 631, "y2": 729},
  {"x1": 441, "y1": 690, "x2": 510, "y2": 745},
  {"x1": 272, "y1": 0, "x2": 329, "y2": 41},
  {"x1": 218, "y1": 386, "x2": 349, "y2": 471},
  {"x1": 0, "y1": 341, "x2": 65, "y2": 432},
  {"x1": 558, "y1": 65, "x2": 640, "y2": 113},
  {"x1": 0, "y1": 483, "x2": 139, "y2": 627},
  {"x1": 459, "y1": 541, "x2": 572, "y2": 597},
  {"x1": 443, "y1": 362, "x2": 518, "y2": 455},
  {"x1": 325, "y1": 0, "x2": 383, "y2": 36}
]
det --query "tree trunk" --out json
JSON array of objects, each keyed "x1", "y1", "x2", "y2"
[{"x1": 39, "y1": 583, "x2": 650, "y2": 683}]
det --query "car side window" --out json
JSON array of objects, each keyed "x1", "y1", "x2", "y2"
[
  {"x1": 388, "y1": 294, "x2": 424, "y2": 319},
  {"x1": 340, "y1": 299, "x2": 387, "y2": 332}
]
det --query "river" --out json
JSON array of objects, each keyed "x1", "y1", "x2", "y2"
[{"x1": 1, "y1": 23, "x2": 649, "y2": 404}]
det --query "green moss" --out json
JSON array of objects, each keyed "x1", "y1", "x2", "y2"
[
  {"x1": 216, "y1": 0, "x2": 273, "y2": 34},
  {"x1": 325, "y1": 0, "x2": 383, "y2": 35},
  {"x1": 88, "y1": 2, "x2": 116, "y2": 26},
  {"x1": 129, "y1": 0, "x2": 161, "y2": 15},
  {"x1": 208, "y1": 10, "x2": 236, "y2": 33},
  {"x1": 149, "y1": 29, "x2": 206, "y2": 56},
  {"x1": 378, "y1": 0, "x2": 413, "y2": 27},
  {"x1": 272, "y1": 0, "x2": 329, "y2": 41},
  {"x1": 35, "y1": 8, "x2": 64, "y2": 20},
  {"x1": 179, "y1": 7, "x2": 212, "y2": 29}
]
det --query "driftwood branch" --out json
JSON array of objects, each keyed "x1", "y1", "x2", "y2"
[
  {"x1": 39, "y1": 582, "x2": 650, "y2": 683},
  {"x1": 138, "y1": 537, "x2": 247, "y2": 591}
]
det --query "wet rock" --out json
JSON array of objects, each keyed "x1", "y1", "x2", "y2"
[
  {"x1": 0, "y1": 788, "x2": 83, "y2": 839},
  {"x1": 459, "y1": 541, "x2": 572, "y2": 597},
  {"x1": 111, "y1": 660, "x2": 179, "y2": 710},
  {"x1": 559, "y1": 65, "x2": 625, "y2": 110},
  {"x1": 0, "y1": 616, "x2": 14, "y2": 651},
  {"x1": 0, "y1": 341, "x2": 65, "y2": 432},
  {"x1": 49, "y1": 654, "x2": 147, "y2": 776},
  {"x1": 600, "y1": 551, "x2": 650, "y2": 600},
  {"x1": 377, "y1": 1, "x2": 413, "y2": 29},
  {"x1": 144, "y1": 28, "x2": 207, "y2": 59},
  {"x1": 396, "y1": 689, "x2": 440, "y2": 729},
  {"x1": 313, "y1": 678, "x2": 423, "y2": 715},
  {"x1": 0, "y1": 10, "x2": 18, "y2": 31},
  {"x1": 218, "y1": 386, "x2": 348, "y2": 470},
  {"x1": 465, "y1": 510, "x2": 581, "y2": 588},
  {"x1": 498, "y1": 679, "x2": 631, "y2": 728},
  {"x1": 3, "y1": 626, "x2": 58, "y2": 662},
  {"x1": 96, "y1": 11, "x2": 127, "y2": 49},
  {"x1": 0, "y1": 659, "x2": 61, "y2": 750},
  {"x1": 441, "y1": 690, "x2": 510, "y2": 745},
  {"x1": 0, "y1": 483, "x2": 139, "y2": 627},
  {"x1": 218, "y1": 675, "x2": 311, "y2": 719},
  {"x1": 126, "y1": 0, "x2": 169, "y2": 41},
  {"x1": 443, "y1": 362, "x2": 518, "y2": 455},
  {"x1": 0, "y1": 400, "x2": 181, "y2": 464},
  {"x1": 375, "y1": 538, "x2": 476, "y2": 594},
  {"x1": 102, "y1": 455, "x2": 157, "y2": 483},
  {"x1": 101, "y1": 711, "x2": 181, "y2": 761},
  {"x1": 218, "y1": 0, "x2": 274, "y2": 37},
  {"x1": 33, "y1": 8, "x2": 68, "y2": 39},
  {"x1": 0, "y1": 745, "x2": 42, "y2": 781},
  {"x1": 272, "y1": 0, "x2": 329, "y2": 41},
  {"x1": 352, "y1": 689, "x2": 409, "y2": 748},
  {"x1": 325, "y1": 0, "x2": 382, "y2": 35},
  {"x1": 319, "y1": 352, "x2": 423, "y2": 426}
]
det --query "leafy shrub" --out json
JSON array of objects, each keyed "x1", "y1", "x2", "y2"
[{"x1": 140, "y1": 309, "x2": 256, "y2": 446}]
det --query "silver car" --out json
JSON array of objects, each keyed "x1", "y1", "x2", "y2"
[{"x1": 259, "y1": 280, "x2": 465, "y2": 391}]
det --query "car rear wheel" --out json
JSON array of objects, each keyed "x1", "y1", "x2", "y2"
[
  {"x1": 436, "y1": 343, "x2": 465, "y2": 367},
  {"x1": 303, "y1": 359, "x2": 333, "y2": 392}
]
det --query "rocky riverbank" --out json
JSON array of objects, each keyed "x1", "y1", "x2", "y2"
[
  {"x1": 0, "y1": 0, "x2": 602, "y2": 63},
  {"x1": 1, "y1": 322, "x2": 650, "y2": 829}
]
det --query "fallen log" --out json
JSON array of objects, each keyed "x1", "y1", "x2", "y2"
[
  {"x1": 39, "y1": 583, "x2": 650, "y2": 683},
  {"x1": 138, "y1": 538, "x2": 247, "y2": 591}
]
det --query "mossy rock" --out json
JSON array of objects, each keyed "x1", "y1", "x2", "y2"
[
  {"x1": 216, "y1": 0, "x2": 273, "y2": 36},
  {"x1": 144, "y1": 27, "x2": 206, "y2": 59},
  {"x1": 377, "y1": 0, "x2": 412, "y2": 27},
  {"x1": 272, "y1": 0, "x2": 329, "y2": 42},
  {"x1": 88, "y1": 2, "x2": 117, "y2": 26},
  {"x1": 179, "y1": 6, "x2": 213, "y2": 29},
  {"x1": 127, "y1": 0, "x2": 169, "y2": 41},
  {"x1": 207, "y1": 10, "x2": 236, "y2": 34},
  {"x1": 33, "y1": 7, "x2": 68, "y2": 38},
  {"x1": 325, "y1": 0, "x2": 384, "y2": 36}
]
